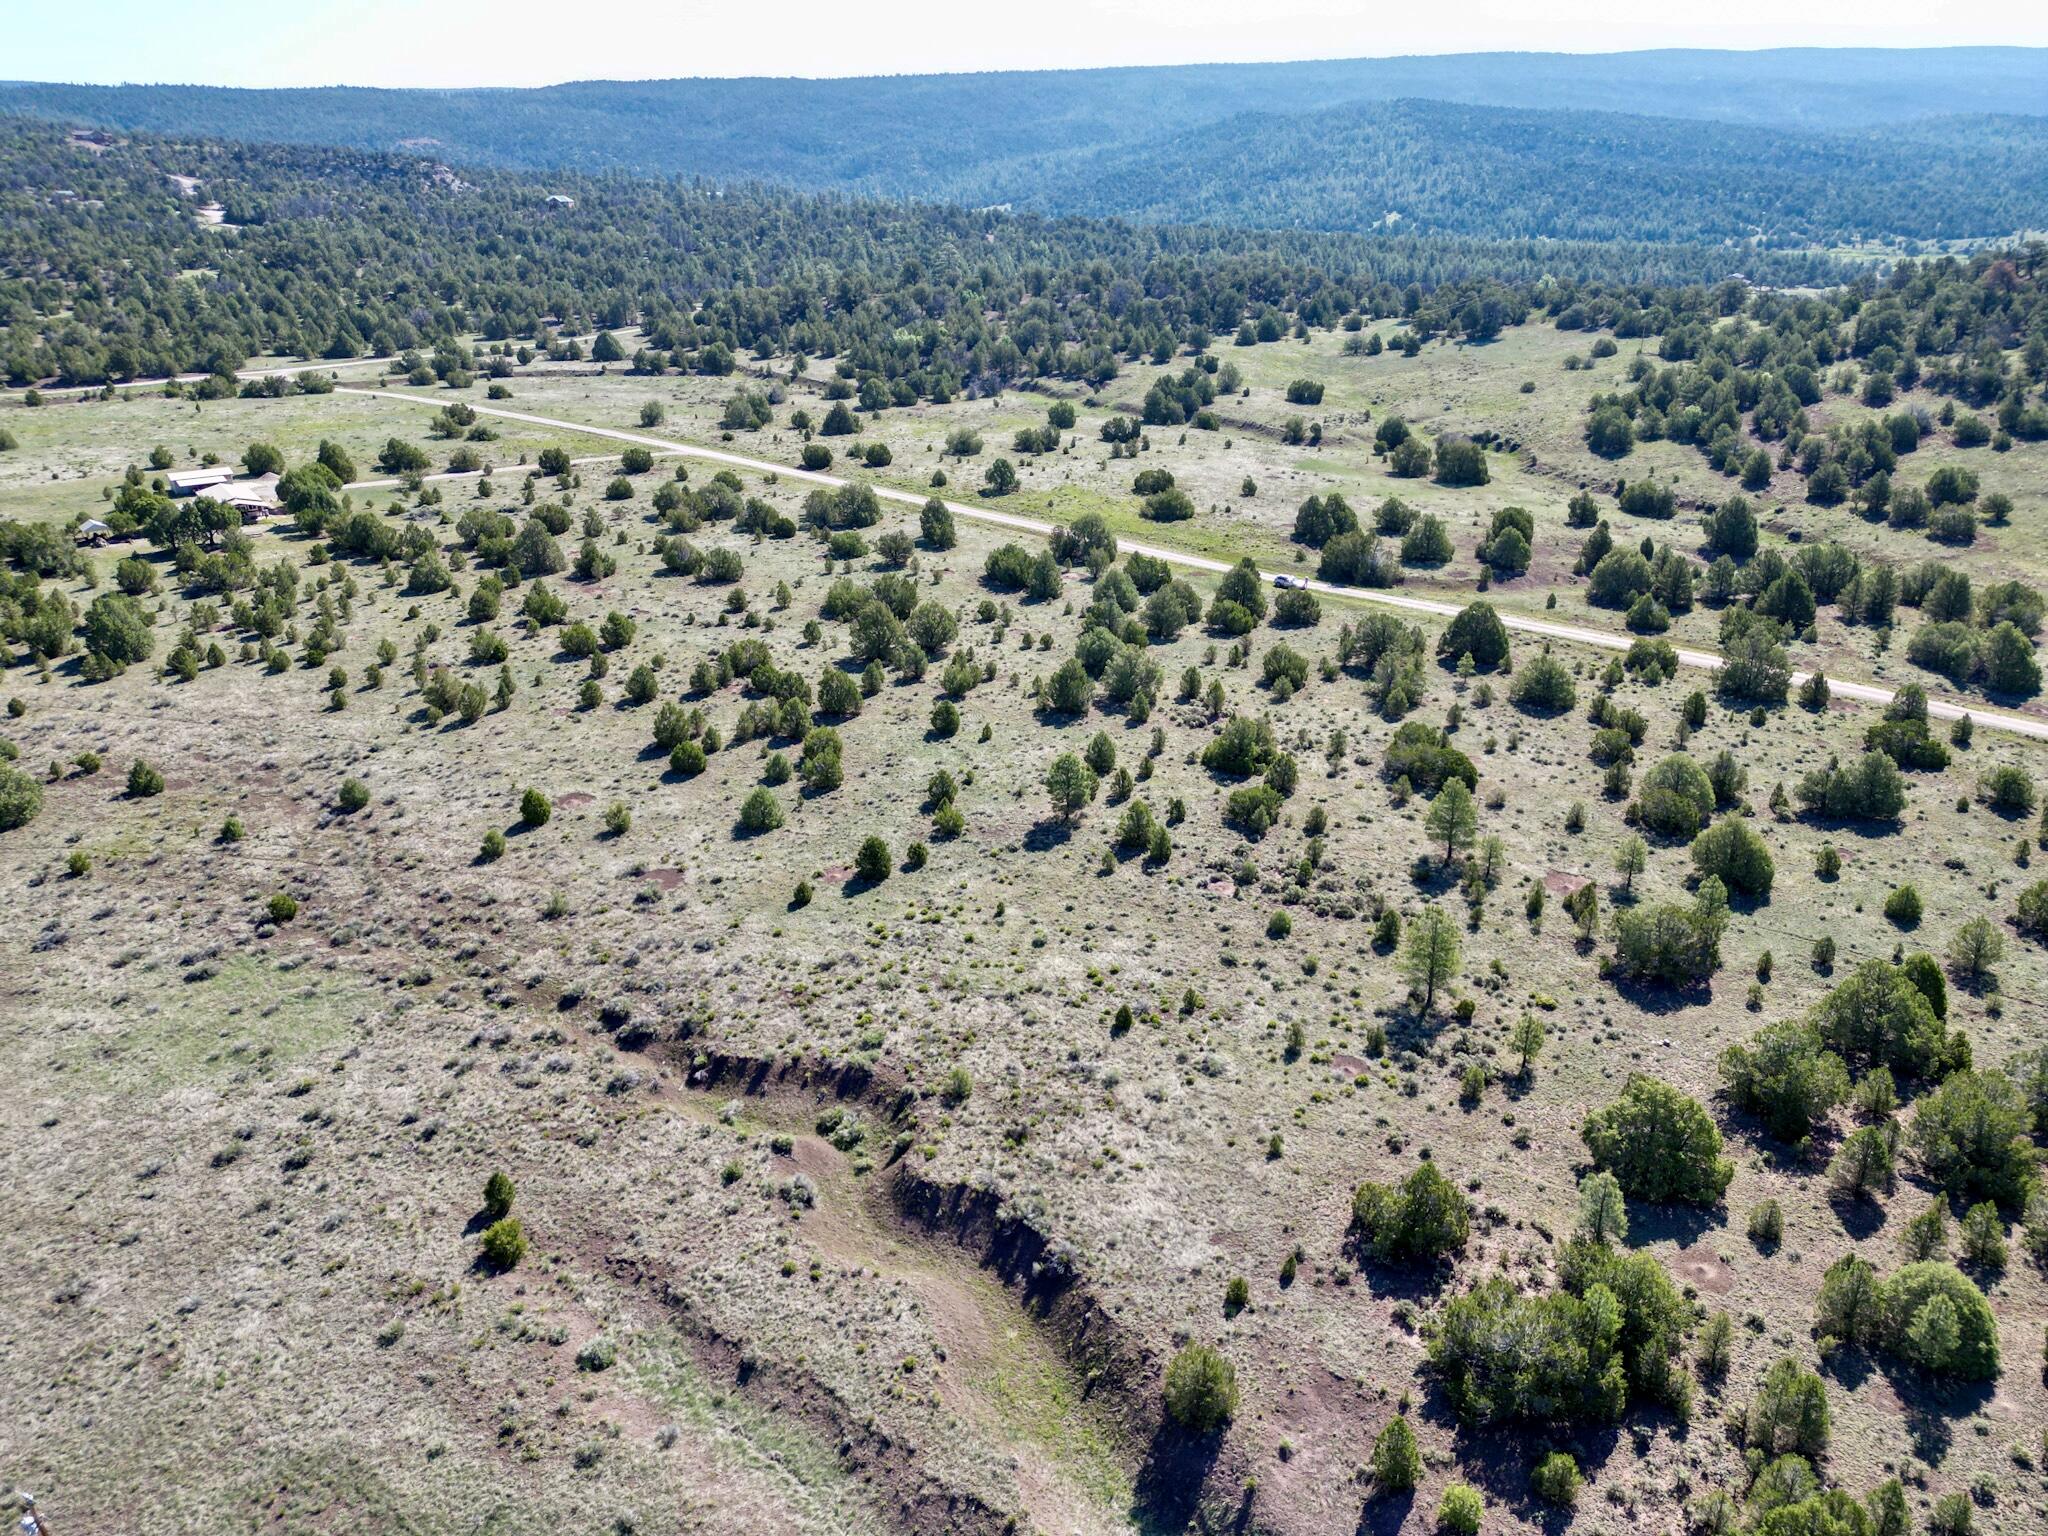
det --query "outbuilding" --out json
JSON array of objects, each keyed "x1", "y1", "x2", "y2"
[{"x1": 165, "y1": 466, "x2": 235, "y2": 497}]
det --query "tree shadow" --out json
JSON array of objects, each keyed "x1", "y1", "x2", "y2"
[
  {"x1": 1626, "y1": 1199, "x2": 1725, "y2": 1248},
  {"x1": 1609, "y1": 975, "x2": 1717, "y2": 1014},
  {"x1": 1353, "y1": 1489, "x2": 1414, "y2": 1536},
  {"x1": 1897, "y1": 1375, "x2": 1995, "y2": 1466},
  {"x1": 1406, "y1": 858, "x2": 1460, "y2": 896},
  {"x1": 1819, "y1": 1343, "x2": 1875, "y2": 1393},
  {"x1": 1022, "y1": 819, "x2": 1077, "y2": 852},
  {"x1": 1718, "y1": 1103, "x2": 1839, "y2": 1168},
  {"x1": 1829, "y1": 1193, "x2": 1890, "y2": 1241},
  {"x1": 1345, "y1": 1248, "x2": 1455, "y2": 1303},
  {"x1": 1798, "y1": 812, "x2": 1905, "y2": 843},
  {"x1": 1446, "y1": 1417, "x2": 1626, "y2": 1522},
  {"x1": 1130, "y1": 1421, "x2": 1225, "y2": 1536},
  {"x1": 1386, "y1": 1004, "x2": 1452, "y2": 1052}
]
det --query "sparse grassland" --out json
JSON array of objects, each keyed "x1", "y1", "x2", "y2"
[{"x1": 2, "y1": 328, "x2": 2046, "y2": 1536}]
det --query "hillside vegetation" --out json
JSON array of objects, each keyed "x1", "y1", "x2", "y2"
[
  {"x1": 1025, "y1": 100, "x2": 2048, "y2": 245},
  {"x1": 4, "y1": 48, "x2": 2048, "y2": 243}
]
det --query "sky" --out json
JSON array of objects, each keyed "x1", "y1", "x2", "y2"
[{"x1": 9, "y1": 0, "x2": 2046, "y2": 88}]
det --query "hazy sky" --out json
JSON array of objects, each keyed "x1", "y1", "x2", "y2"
[{"x1": 12, "y1": 0, "x2": 2045, "y2": 87}]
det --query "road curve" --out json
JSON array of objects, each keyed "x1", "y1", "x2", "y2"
[{"x1": 335, "y1": 386, "x2": 2048, "y2": 746}]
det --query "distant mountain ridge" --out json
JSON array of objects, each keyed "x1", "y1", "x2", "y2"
[
  {"x1": 4, "y1": 48, "x2": 2046, "y2": 246},
  {"x1": 1003, "y1": 98, "x2": 2048, "y2": 245}
]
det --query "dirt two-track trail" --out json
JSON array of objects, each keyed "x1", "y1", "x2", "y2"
[{"x1": 336, "y1": 385, "x2": 2048, "y2": 745}]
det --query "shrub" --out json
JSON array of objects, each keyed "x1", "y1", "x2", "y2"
[
  {"x1": 266, "y1": 892, "x2": 299, "y2": 924},
  {"x1": 1436, "y1": 602, "x2": 1510, "y2": 671},
  {"x1": 1719, "y1": 1021, "x2": 1847, "y2": 1141},
  {"x1": 1745, "y1": 1356, "x2": 1830, "y2": 1457},
  {"x1": 1796, "y1": 751, "x2": 1907, "y2": 822},
  {"x1": 1877, "y1": 1262, "x2": 2001, "y2": 1379},
  {"x1": 480, "y1": 1217, "x2": 527, "y2": 1270},
  {"x1": 1273, "y1": 588, "x2": 1320, "y2": 627},
  {"x1": 1531, "y1": 1452, "x2": 1581, "y2": 1507},
  {"x1": 1582, "y1": 1074, "x2": 1732, "y2": 1204},
  {"x1": 1382, "y1": 721, "x2": 1475, "y2": 796},
  {"x1": 1909, "y1": 1070, "x2": 2036, "y2": 1210},
  {"x1": 0, "y1": 764, "x2": 44, "y2": 831},
  {"x1": 1930, "y1": 1494, "x2": 1974, "y2": 1536},
  {"x1": 1262, "y1": 644, "x2": 1309, "y2": 693},
  {"x1": 519, "y1": 787, "x2": 552, "y2": 826},
  {"x1": 1162, "y1": 1344, "x2": 1238, "y2": 1433},
  {"x1": 483, "y1": 1171, "x2": 515, "y2": 1220},
  {"x1": 1369, "y1": 1416, "x2": 1420, "y2": 1491},
  {"x1": 1317, "y1": 530, "x2": 1401, "y2": 586},
  {"x1": 1747, "y1": 1199, "x2": 1784, "y2": 1246},
  {"x1": 1436, "y1": 1484, "x2": 1483, "y2": 1536},
  {"x1": 1637, "y1": 755, "x2": 1715, "y2": 839},
  {"x1": 2015, "y1": 878, "x2": 2048, "y2": 936},
  {"x1": 1690, "y1": 817, "x2": 1774, "y2": 897},
  {"x1": 1611, "y1": 880, "x2": 1728, "y2": 986},
  {"x1": 1142, "y1": 488, "x2": 1195, "y2": 521},
  {"x1": 1428, "y1": 1278, "x2": 1627, "y2": 1427},
  {"x1": 1351, "y1": 1162, "x2": 1471, "y2": 1264},
  {"x1": 1878, "y1": 883, "x2": 1925, "y2": 929},
  {"x1": 337, "y1": 777, "x2": 370, "y2": 813},
  {"x1": 1224, "y1": 784, "x2": 1284, "y2": 836},
  {"x1": 127, "y1": 759, "x2": 165, "y2": 798},
  {"x1": 1810, "y1": 958, "x2": 1962, "y2": 1079},
  {"x1": 1979, "y1": 763, "x2": 2036, "y2": 816},
  {"x1": 855, "y1": 835, "x2": 892, "y2": 883},
  {"x1": 1510, "y1": 652, "x2": 1576, "y2": 714}
]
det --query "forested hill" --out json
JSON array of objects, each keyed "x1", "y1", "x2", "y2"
[
  {"x1": 0, "y1": 119, "x2": 1856, "y2": 388},
  {"x1": 1009, "y1": 100, "x2": 2048, "y2": 246},
  {"x1": 2, "y1": 46, "x2": 2044, "y2": 204}
]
